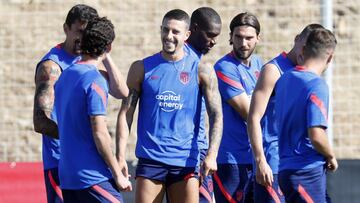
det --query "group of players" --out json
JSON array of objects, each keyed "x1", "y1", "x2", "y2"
[{"x1": 33, "y1": 3, "x2": 338, "y2": 203}]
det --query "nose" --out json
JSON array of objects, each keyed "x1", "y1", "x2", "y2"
[
  {"x1": 209, "y1": 38, "x2": 217, "y2": 47},
  {"x1": 165, "y1": 31, "x2": 174, "y2": 40},
  {"x1": 240, "y1": 38, "x2": 247, "y2": 47}
]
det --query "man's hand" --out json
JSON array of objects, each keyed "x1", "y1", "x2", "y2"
[
  {"x1": 256, "y1": 159, "x2": 273, "y2": 187},
  {"x1": 326, "y1": 157, "x2": 338, "y2": 172},
  {"x1": 201, "y1": 154, "x2": 217, "y2": 182},
  {"x1": 118, "y1": 157, "x2": 130, "y2": 180},
  {"x1": 114, "y1": 173, "x2": 132, "y2": 192}
]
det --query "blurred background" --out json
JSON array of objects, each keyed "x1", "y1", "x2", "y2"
[{"x1": 0, "y1": 0, "x2": 359, "y2": 202}]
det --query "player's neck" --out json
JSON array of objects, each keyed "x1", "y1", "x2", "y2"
[
  {"x1": 186, "y1": 38, "x2": 198, "y2": 51},
  {"x1": 161, "y1": 49, "x2": 185, "y2": 62},
  {"x1": 239, "y1": 57, "x2": 251, "y2": 67},
  {"x1": 80, "y1": 54, "x2": 104, "y2": 67},
  {"x1": 233, "y1": 52, "x2": 251, "y2": 67},
  {"x1": 62, "y1": 41, "x2": 77, "y2": 56},
  {"x1": 302, "y1": 60, "x2": 326, "y2": 76},
  {"x1": 287, "y1": 49, "x2": 298, "y2": 65}
]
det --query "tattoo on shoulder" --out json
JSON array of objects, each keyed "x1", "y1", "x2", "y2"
[
  {"x1": 36, "y1": 63, "x2": 61, "y2": 83},
  {"x1": 200, "y1": 68, "x2": 217, "y2": 94},
  {"x1": 34, "y1": 63, "x2": 61, "y2": 115},
  {"x1": 198, "y1": 63, "x2": 212, "y2": 75}
]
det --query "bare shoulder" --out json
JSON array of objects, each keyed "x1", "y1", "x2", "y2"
[
  {"x1": 127, "y1": 60, "x2": 144, "y2": 85},
  {"x1": 256, "y1": 63, "x2": 281, "y2": 89},
  {"x1": 129, "y1": 60, "x2": 144, "y2": 74},
  {"x1": 122, "y1": 60, "x2": 144, "y2": 109},
  {"x1": 198, "y1": 61, "x2": 216, "y2": 84},
  {"x1": 35, "y1": 60, "x2": 61, "y2": 83},
  {"x1": 259, "y1": 63, "x2": 281, "y2": 82}
]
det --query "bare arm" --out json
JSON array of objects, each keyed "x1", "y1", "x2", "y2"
[
  {"x1": 91, "y1": 115, "x2": 132, "y2": 191},
  {"x1": 33, "y1": 60, "x2": 61, "y2": 139},
  {"x1": 227, "y1": 93, "x2": 250, "y2": 121},
  {"x1": 199, "y1": 63, "x2": 223, "y2": 176},
  {"x1": 308, "y1": 127, "x2": 338, "y2": 171},
  {"x1": 247, "y1": 63, "x2": 280, "y2": 186},
  {"x1": 99, "y1": 54, "x2": 129, "y2": 99},
  {"x1": 115, "y1": 60, "x2": 143, "y2": 175}
]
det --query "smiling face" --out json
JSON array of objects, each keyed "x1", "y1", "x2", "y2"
[
  {"x1": 160, "y1": 18, "x2": 190, "y2": 55},
  {"x1": 230, "y1": 25, "x2": 259, "y2": 61}
]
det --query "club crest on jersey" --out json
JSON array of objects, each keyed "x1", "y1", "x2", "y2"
[{"x1": 179, "y1": 72, "x2": 190, "y2": 85}]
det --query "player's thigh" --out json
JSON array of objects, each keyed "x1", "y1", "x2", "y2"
[
  {"x1": 135, "y1": 177, "x2": 165, "y2": 203},
  {"x1": 167, "y1": 177, "x2": 199, "y2": 203}
]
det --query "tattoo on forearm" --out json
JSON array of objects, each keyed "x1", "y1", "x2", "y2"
[
  {"x1": 206, "y1": 92, "x2": 223, "y2": 153},
  {"x1": 33, "y1": 109, "x2": 58, "y2": 138},
  {"x1": 34, "y1": 82, "x2": 54, "y2": 112},
  {"x1": 125, "y1": 88, "x2": 140, "y2": 108},
  {"x1": 200, "y1": 65, "x2": 223, "y2": 153}
]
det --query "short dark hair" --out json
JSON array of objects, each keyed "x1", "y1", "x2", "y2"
[
  {"x1": 298, "y1": 23, "x2": 325, "y2": 40},
  {"x1": 190, "y1": 7, "x2": 222, "y2": 30},
  {"x1": 65, "y1": 4, "x2": 98, "y2": 27},
  {"x1": 230, "y1": 12, "x2": 260, "y2": 35},
  {"x1": 303, "y1": 28, "x2": 337, "y2": 59},
  {"x1": 81, "y1": 17, "x2": 115, "y2": 58},
  {"x1": 162, "y1": 9, "x2": 190, "y2": 29}
]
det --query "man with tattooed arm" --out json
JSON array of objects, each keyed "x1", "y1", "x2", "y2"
[{"x1": 116, "y1": 9, "x2": 223, "y2": 203}]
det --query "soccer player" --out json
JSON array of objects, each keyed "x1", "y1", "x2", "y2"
[
  {"x1": 54, "y1": 17, "x2": 131, "y2": 202},
  {"x1": 247, "y1": 24, "x2": 325, "y2": 203},
  {"x1": 186, "y1": 7, "x2": 222, "y2": 203},
  {"x1": 213, "y1": 12, "x2": 262, "y2": 203},
  {"x1": 275, "y1": 28, "x2": 337, "y2": 203},
  {"x1": 33, "y1": 4, "x2": 128, "y2": 203},
  {"x1": 116, "y1": 9, "x2": 223, "y2": 203}
]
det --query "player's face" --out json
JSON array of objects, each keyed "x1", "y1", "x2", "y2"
[
  {"x1": 64, "y1": 20, "x2": 87, "y2": 55},
  {"x1": 161, "y1": 18, "x2": 190, "y2": 55},
  {"x1": 230, "y1": 25, "x2": 259, "y2": 61},
  {"x1": 193, "y1": 23, "x2": 221, "y2": 54}
]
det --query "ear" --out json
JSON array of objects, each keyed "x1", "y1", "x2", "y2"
[
  {"x1": 294, "y1": 34, "x2": 300, "y2": 43},
  {"x1": 229, "y1": 32, "x2": 233, "y2": 44},
  {"x1": 297, "y1": 46, "x2": 305, "y2": 65},
  {"x1": 63, "y1": 23, "x2": 68, "y2": 34},
  {"x1": 254, "y1": 34, "x2": 260, "y2": 45},
  {"x1": 106, "y1": 44, "x2": 112, "y2": 53},
  {"x1": 191, "y1": 23, "x2": 198, "y2": 32},
  {"x1": 184, "y1": 30, "x2": 191, "y2": 41},
  {"x1": 326, "y1": 52, "x2": 333, "y2": 65}
]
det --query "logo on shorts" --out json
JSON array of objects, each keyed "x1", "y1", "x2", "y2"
[
  {"x1": 179, "y1": 72, "x2": 190, "y2": 85},
  {"x1": 156, "y1": 91, "x2": 183, "y2": 112}
]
